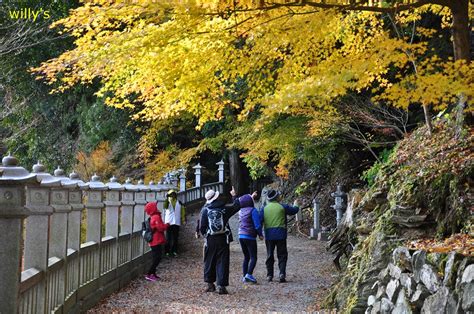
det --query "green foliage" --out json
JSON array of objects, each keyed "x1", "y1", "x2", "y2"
[{"x1": 361, "y1": 147, "x2": 395, "y2": 186}]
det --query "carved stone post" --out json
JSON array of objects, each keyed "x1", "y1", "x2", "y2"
[
  {"x1": 170, "y1": 172, "x2": 178, "y2": 188},
  {"x1": 0, "y1": 154, "x2": 36, "y2": 313},
  {"x1": 118, "y1": 179, "x2": 136, "y2": 277},
  {"x1": 105, "y1": 176, "x2": 122, "y2": 238},
  {"x1": 67, "y1": 172, "x2": 86, "y2": 252},
  {"x1": 179, "y1": 172, "x2": 186, "y2": 192},
  {"x1": 193, "y1": 164, "x2": 202, "y2": 188},
  {"x1": 24, "y1": 162, "x2": 61, "y2": 314},
  {"x1": 134, "y1": 180, "x2": 149, "y2": 260},
  {"x1": 64, "y1": 172, "x2": 86, "y2": 310},
  {"x1": 85, "y1": 174, "x2": 107, "y2": 243},
  {"x1": 216, "y1": 160, "x2": 225, "y2": 183},
  {"x1": 121, "y1": 179, "x2": 136, "y2": 236}
]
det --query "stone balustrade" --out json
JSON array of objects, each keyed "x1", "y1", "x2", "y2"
[{"x1": 0, "y1": 154, "x2": 225, "y2": 314}]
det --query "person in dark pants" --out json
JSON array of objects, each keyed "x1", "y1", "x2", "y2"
[
  {"x1": 164, "y1": 190, "x2": 186, "y2": 257},
  {"x1": 238, "y1": 194, "x2": 263, "y2": 284},
  {"x1": 144, "y1": 202, "x2": 169, "y2": 281},
  {"x1": 262, "y1": 189, "x2": 299, "y2": 283},
  {"x1": 199, "y1": 187, "x2": 242, "y2": 295}
]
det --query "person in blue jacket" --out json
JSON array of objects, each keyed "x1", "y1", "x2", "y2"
[{"x1": 262, "y1": 189, "x2": 299, "y2": 283}]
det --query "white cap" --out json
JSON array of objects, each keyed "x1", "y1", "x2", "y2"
[{"x1": 205, "y1": 189, "x2": 220, "y2": 204}]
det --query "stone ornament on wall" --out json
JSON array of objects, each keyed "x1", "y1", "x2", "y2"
[{"x1": 0, "y1": 188, "x2": 20, "y2": 205}]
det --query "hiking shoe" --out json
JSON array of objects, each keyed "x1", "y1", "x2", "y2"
[
  {"x1": 217, "y1": 286, "x2": 228, "y2": 295},
  {"x1": 205, "y1": 283, "x2": 216, "y2": 292},
  {"x1": 244, "y1": 274, "x2": 257, "y2": 283},
  {"x1": 242, "y1": 276, "x2": 246, "y2": 283},
  {"x1": 145, "y1": 274, "x2": 158, "y2": 282},
  {"x1": 172, "y1": 252, "x2": 178, "y2": 257},
  {"x1": 267, "y1": 276, "x2": 273, "y2": 282},
  {"x1": 279, "y1": 276, "x2": 286, "y2": 283},
  {"x1": 165, "y1": 253, "x2": 171, "y2": 257}
]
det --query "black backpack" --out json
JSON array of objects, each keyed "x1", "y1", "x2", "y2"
[
  {"x1": 207, "y1": 207, "x2": 226, "y2": 235},
  {"x1": 142, "y1": 217, "x2": 154, "y2": 242}
]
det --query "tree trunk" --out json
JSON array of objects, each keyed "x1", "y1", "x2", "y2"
[
  {"x1": 449, "y1": 0, "x2": 471, "y2": 131},
  {"x1": 228, "y1": 149, "x2": 249, "y2": 195},
  {"x1": 422, "y1": 103, "x2": 433, "y2": 136},
  {"x1": 450, "y1": 0, "x2": 471, "y2": 62}
]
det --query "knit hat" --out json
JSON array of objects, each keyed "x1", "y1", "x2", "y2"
[
  {"x1": 266, "y1": 189, "x2": 279, "y2": 201},
  {"x1": 205, "y1": 189, "x2": 220, "y2": 204}
]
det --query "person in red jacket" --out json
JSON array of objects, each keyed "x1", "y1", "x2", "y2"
[{"x1": 144, "y1": 202, "x2": 169, "y2": 282}]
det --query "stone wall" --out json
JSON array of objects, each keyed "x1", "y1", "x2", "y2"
[{"x1": 366, "y1": 247, "x2": 473, "y2": 313}]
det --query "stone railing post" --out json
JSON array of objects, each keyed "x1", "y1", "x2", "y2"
[
  {"x1": 119, "y1": 178, "x2": 137, "y2": 271},
  {"x1": 193, "y1": 163, "x2": 202, "y2": 188},
  {"x1": 121, "y1": 178, "x2": 136, "y2": 236},
  {"x1": 84, "y1": 174, "x2": 107, "y2": 286},
  {"x1": 170, "y1": 172, "x2": 178, "y2": 188},
  {"x1": 134, "y1": 180, "x2": 149, "y2": 259},
  {"x1": 146, "y1": 181, "x2": 158, "y2": 203},
  {"x1": 49, "y1": 167, "x2": 76, "y2": 310},
  {"x1": 216, "y1": 160, "x2": 224, "y2": 183},
  {"x1": 65, "y1": 171, "x2": 86, "y2": 308},
  {"x1": 24, "y1": 162, "x2": 61, "y2": 314},
  {"x1": 179, "y1": 172, "x2": 186, "y2": 192},
  {"x1": 67, "y1": 172, "x2": 86, "y2": 252},
  {"x1": 105, "y1": 176, "x2": 122, "y2": 238},
  {"x1": 85, "y1": 174, "x2": 107, "y2": 243},
  {"x1": 0, "y1": 154, "x2": 36, "y2": 313}
]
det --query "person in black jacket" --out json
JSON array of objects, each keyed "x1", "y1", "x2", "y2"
[{"x1": 199, "y1": 187, "x2": 241, "y2": 295}]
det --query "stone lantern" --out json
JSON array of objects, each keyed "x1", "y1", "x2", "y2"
[{"x1": 331, "y1": 184, "x2": 346, "y2": 226}]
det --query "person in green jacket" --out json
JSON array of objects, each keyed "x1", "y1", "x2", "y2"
[
  {"x1": 164, "y1": 189, "x2": 186, "y2": 257},
  {"x1": 262, "y1": 189, "x2": 299, "y2": 283}
]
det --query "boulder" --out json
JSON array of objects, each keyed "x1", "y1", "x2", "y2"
[
  {"x1": 400, "y1": 273, "x2": 416, "y2": 297},
  {"x1": 371, "y1": 301, "x2": 381, "y2": 314},
  {"x1": 392, "y1": 247, "x2": 412, "y2": 272},
  {"x1": 380, "y1": 298, "x2": 394, "y2": 313},
  {"x1": 392, "y1": 288, "x2": 412, "y2": 314},
  {"x1": 420, "y1": 264, "x2": 440, "y2": 293},
  {"x1": 410, "y1": 284, "x2": 431, "y2": 310},
  {"x1": 455, "y1": 258, "x2": 468, "y2": 292},
  {"x1": 388, "y1": 263, "x2": 402, "y2": 280},
  {"x1": 378, "y1": 266, "x2": 391, "y2": 285},
  {"x1": 442, "y1": 252, "x2": 457, "y2": 287},
  {"x1": 386, "y1": 279, "x2": 401, "y2": 302},
  {"x1": 421, "y1": 286, "x2": 455, "y2": 313},
  {"x1": 376, "y1": 284, "x2": 386, "y2": 299},
  {"x1": 412, "y1": 250, "x2": 427, "y2": 283},
  {"x1": 461, "y1": 264, "x2": 474, "y2": 284},
  {"x1": 461, "y1": 281, "x2": 474, "y2": 311},
  {"x1": 368, "y1": 295, "x2": 376, "y2": 307}
]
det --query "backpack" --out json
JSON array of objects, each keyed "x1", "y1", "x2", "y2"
[
  {"x1": 141, "y1": 217, "x2": 154, "y2": 242},
  {"x1": 207, "y1": 207, "x2": 226, "y2": 235}
]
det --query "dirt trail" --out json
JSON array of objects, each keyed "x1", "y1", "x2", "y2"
[{"x1": 90, "y1": 213, "x2": 336, "y2": 313}]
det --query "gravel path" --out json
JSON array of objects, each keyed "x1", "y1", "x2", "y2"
[{"x1": 90, "y1": 213, "x2": 336, "y2": 313}]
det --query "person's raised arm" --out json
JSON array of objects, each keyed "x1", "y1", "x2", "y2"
[
  {"x1": 223, "y1": 186, "x2": 241, "y2": 217},
  {"x1": 282, "y1": 202, "x2": 299, "y2": 215}
]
